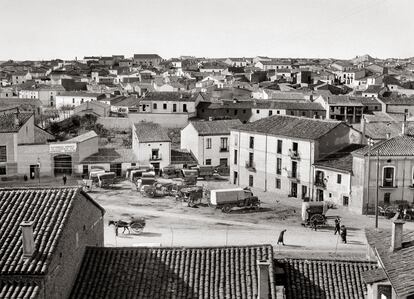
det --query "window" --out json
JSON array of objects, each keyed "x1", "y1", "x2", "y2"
[
  {"x1": 183, "y1": 104, "x2": 187, "y2": 112},
  {"x1": 173, "y1": 104, "x2": 177, "y2": 112},
  {"x1": 0, "y1": 146, "x2": 6, "y2": 162},
  {"x1": 243, "y1": 109, "x2": 246, "y2": 114},
  {"x1": 249, "y1": 136, "x2": 254, "y2": 149},
  {"x1": 81, "y1": 98, "x2": 84, "y2": 103},
  {"x1": 276, "y1": 178, "x2": 281, "y2": 189},
  {"x1": 205, "y1": 159, "x2": 212, "y2": 165},
  {"x1": 277, "y1": 140, "x2": 282, "y2": 154},
  {"x1": 72, "y1": 98, "x2": 75, "y2": 104},
  {"x1": 269, "y1": 110, "x2": 273, "y2": 116},
  {"x1": 131, "y1": 163, "x2": 136, "y2": 166},
  {"x1": 383, "y1": 167, "x2": 395, "y2": 187},
  {"x1": 248, "y1": 152, "x2": 254, "y2": 166},
  {"x1": 219, "y1": 158, "x2": 228, "y2": 166},
  {"x1": 256, "y1": 110, "x2": 260, "y2": 114},
  {"x1": 234, "y1": 150, "x2": 238, "y2": 165},
  {"x1": 337, "y1": 174, "x2": 342, "y2": 184},
  {"x1": 0, "y1": 166, "x2": 6, "y2": 175},
  {"x1": 277, "y1": 110, "x2": 280, "y2": 114},
  {"x1": 384, "y1": 193, "x2": 391, "y2": 205},
  {"x1": 302, "y1": 111, "x2": 306, "y2": 116},
  {"x1": 290, "y1": 111, "x2": 294, "y2": 115},
  {"x1": 292, "y1": 142, "x2": 298, "y2": 153},
  {"x1": 234, "y1": 109, "x2": 238, "y2": 115},
  {"x1": 249, "y1": 175, "x2": 254, "y2": 187},
  {"x1": 206, "y1": 138, "x2": 212, "y2": 149},
  {"x1": 163, "y1": 103, "x2": 167, "y2": 109},
  {"x1": 220, "y1": 137, "x2": 228, "y2": 151},
  {"x1": 276, "y1": 158, "x2": 282, "y2": 175},
  {"x1": 153, "y1": 103, "x2": 157, "y2": 109}
]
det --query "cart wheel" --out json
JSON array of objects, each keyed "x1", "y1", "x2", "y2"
[
  {"x1": 131, "y1": 227, "x2": 143, "y2": 234},
  {"x1": 310, "y1": 214, "x2": 325, "y2": 225},
  {"x1": 147, "y1": 190, "x2": 155, "y2": 198},
  {"x1": 222, "y1": 205, "x2": 231, "y2": 213}
]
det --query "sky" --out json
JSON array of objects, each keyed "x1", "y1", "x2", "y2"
[{"x1": 0, "y1": 0, "x2": 413, "y2": 60}]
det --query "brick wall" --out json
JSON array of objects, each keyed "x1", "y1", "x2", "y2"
[{"x1": 43, "y1": 193, "x2": 104, "y2": 299}]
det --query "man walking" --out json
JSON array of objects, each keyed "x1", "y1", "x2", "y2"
[
  {"x1": 277, "y1": 229, "x2": 287, "y2": 246},
  {"x1": 334, "y1": 217, "x2": 341, "y2": 235},
  {"x1": 62, "y1": 174, "x2": 67, "y2": 185}
]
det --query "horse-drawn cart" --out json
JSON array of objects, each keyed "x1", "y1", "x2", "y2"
[
  {"x1": 302, "y1": 201, "x2": 328, "y2": 228},
  {"x1": 176, "y1": 186, "x2": 204, "y2": 207},
  {"x1": 109, "y1": 217, "x2": 146, "y2": 236}
]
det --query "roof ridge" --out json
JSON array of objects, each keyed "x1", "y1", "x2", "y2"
[{"x1": 86, "y1": 244, "x2": 273, "y2": 251}]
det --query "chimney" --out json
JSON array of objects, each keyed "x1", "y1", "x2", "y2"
[
  {"x1": 20, "y1": 221, "x2": 35, "y2": 257},
  {"x1": 401, "y1": 110, "x2": 408, "y2": 136},
  {"x1": 257, "y1": 259, "x2": 270, "y2": 299},
  {"x1": 386, "y1": 133, "x2": 391, "y2": 139},
  {"x1": 391, "y1": 219, "x2": 405, "y2": 252}
]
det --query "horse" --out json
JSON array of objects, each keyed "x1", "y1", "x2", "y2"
[{"x1": 108, "y1": 220, "x2": 130, "y2": 236}]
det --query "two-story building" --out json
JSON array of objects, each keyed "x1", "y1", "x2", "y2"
[
  {"x1": 19, "y1": 84, "x2": 66, "y2": 107},
  {"x1": 314, "y1": 94, "x2": 364, "y2": 123},
  {"x1": 133, "y1": 54, "x2": 162, "y2": 66},
  {"x1": 181, "y1": 119, "x2": 242, "y2": 167},
  {"x1": 249, "y1": 100, "x2": 326, "y2": 122},
  {"x1": 132, "y1": 122, "x2": 171, "y2": 174},
  {"x1": 351, "y1": 134, "x2": 414, "y2": 214},
  {"x1": 230, "y1": 115, "x2": 362, "y2": 200}
]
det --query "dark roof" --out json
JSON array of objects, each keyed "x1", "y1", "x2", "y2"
[
  {"x1": 171, "y1": 149, "x2": 198, "y2": 165},
  {"x1": 363, "y1": 85, "x2": 383, "y2": 94},
  {"x1": 365, "y1": 227, "x2": 414, "y2": 297},
  {"x1": 0, "y1": 113, "x2": 33, "y2": 133},
  {"x1": 0, "y1": 98, "x2": 42, "y2": 108},
  {"x1": 34, "y1": 125, "x2": 56, "y2": 143},
  {"x1": 143, "y1": 92, "x2": 194, "y2": 102},
  {"x1": 133, "y1": 54, "x2": 162, "y2": 59},
  {"x1": 0, "y1": 187, "x2": 104, "y2": 275},
  {"x1": 361, "y1": 268, "x2": 388, "y2": 284},
  {"x1": 379, "y1": 95, "x2": 414, "y2": 105},
  {"x1": 70, "y1": 245, "x2": 276, "y2": 299},
  {"x1": 0, "y1": 281, "x2": 40, "y2": 299},
  {"x1": 278, "y1": 258, "x2": 377, "y2": 299},
  {"x1": 190, "y1": 119, "x2": 242, "y2": 136},
  {"x1": 321, "y1": 95, "x2": 364, "y2": 106},
  {"x1": 134, "y1": 122, "x2": 171, "y2": 143},
  {"x1": 81, "y1": 148, "x2": 137, "y2": 164},
  {"x1": 255, "y1": 100, "x2": 325, "y2": 111},
  {"x1": 314, "y1": 144, "x2": 366, "y2": 173},
  {"x1": 235, "y1": 115, "x2": 343, "y2": 140},
  {"x1": 353, "y1": 135, "x2": 414, "y2": 156}
]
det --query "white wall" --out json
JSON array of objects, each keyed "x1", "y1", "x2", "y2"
[{"x1": 55, "y1": 95, "x2": 98, "y2": 109}]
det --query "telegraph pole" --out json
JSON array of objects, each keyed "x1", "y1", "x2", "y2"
[{"x1": 366, "y1": 138, "x2": 372, "y2": 215}]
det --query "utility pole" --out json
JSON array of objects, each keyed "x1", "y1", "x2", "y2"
[
  {"x1": 375, "y1": 149, "x2": 380, "y2": 228},
  {"x1": 366, "y1": 138, "x2": 372, "y2": 215}
]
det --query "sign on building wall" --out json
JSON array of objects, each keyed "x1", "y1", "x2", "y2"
[{"x1": 49, "y1": 143, "x2": 77, "y2": 154}]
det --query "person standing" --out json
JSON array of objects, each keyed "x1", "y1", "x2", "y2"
[
  {"x1": 62, "y1": 174, "x2": 67, "y2": 185},
  {"x1": 312, "y1": 218, "x2": 318, "y2": 231},
  {"x1": 340, "y1": 225, "x2": 347, "y2": 243},
  {"x1": 334, "y1": 217, "x2": 341, "y2": 235},
  {"x1": 277, "y1": 229, "x2": 287, "y2": 246}
]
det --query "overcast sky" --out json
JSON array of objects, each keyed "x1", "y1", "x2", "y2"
[{"x1": 1, "y1": 0, "x2": 412, "y2": 60}]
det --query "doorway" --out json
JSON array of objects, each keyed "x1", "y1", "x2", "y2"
[
  {"x1": 343, "y1": 196, "x2": 349, "y2": 206},
  {"x1": 54, "y1": 155, "x2": 72, "y2": 176},
  {"x1": 316, "y1": 189, "x2": 324, "y2": 201},
  {"x1": 290, "y1": 182, "x2": 297, "y2": 198},
  {"x1": 151, "y1": 162, "x2": 160, "y2": 175},
  {"x1": 82, "y1": 165, "x2": 89, "y2": 177},
  {"x1": 110, "y1": 163, "x2": 122, "y2": 177}
]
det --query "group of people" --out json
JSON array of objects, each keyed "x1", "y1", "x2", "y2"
[{"x1": 277, "y1": 216, "x2": 348, "y2": 246}]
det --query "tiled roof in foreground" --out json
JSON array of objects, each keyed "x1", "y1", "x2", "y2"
[
  {"x1": 277, "y1": 258, "x2": 377, "y2": 299},
  {"x1": 0, "y1": 281, "x2": 40, "y2": 299},
  {"x1": 70, "y1": 245, "x2": 276, "y2": 299},
  {"x1": 0, "y1": 187, "x2": 104, "y2": 275},
  {"x1": 353, "y1": 135, "x2": 414, "y2": 156}
]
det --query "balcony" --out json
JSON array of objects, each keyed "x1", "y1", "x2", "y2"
[
  {"x1": 287, "y1": 171, "x2": 300, "y2": 182},
  {"x1": 149, "y1": 154, "x2": 162, "y2": 161},
  {"x1": 245, "y1": 161, "x2": 256, "y2": 172},
  {"x1": 219, "y1": 147, "x2": 229, "y2": 152},
  {"x1": 314, "y1": 180, "x2": 326, "y2": 189},
  {"x1": 289, "y1": 149, "x2": 300, "y2": 160}
]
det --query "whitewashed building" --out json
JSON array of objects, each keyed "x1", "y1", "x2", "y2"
[
  {"x1": 132, "y1": 122, "x2": 171, "y2": 174},
  {"x1": 181, "y1": 119, "x2": 242, "y2": 167},
  {"x1": 229, "y1": 115, "x2": 362, "y2": 200},
  {"x1": 55, "y1": 92, "x2": 105, "y2": 109}
]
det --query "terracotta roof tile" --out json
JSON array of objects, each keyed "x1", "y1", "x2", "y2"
[
  {"x1": 234, "y1": 115, "x2": 343, "y2": 140},
  {"x1": 365, "y1": 228, "x2": 414, "y2": 297},
  {"x1": 314, "y1": 144, "x2": 366, "y2": 173},
  {"x1": 0, "y1": 187, "x2": 103, "y2": 276},
  {"x1": 277, "y1": 258, "x2": 377, "y2": 299},
  {"x1": 0, "y1": 281, "x2": 40, "y2": 299},
  {"x1": 190, "y1": 119, "x2": 242, "y2": 136},
  {"x1": 353, "y1": 135, "x2": 414, "y2": 156},
  {"x1": 70, "y1": 245, "x2": 276, "y2": 299},
  {"x1": 0, "y1": 113, "x2": 33, "y2": 133},
  {"x1": 134, "y1": 122, "x2": 171, "y2": 143}
]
